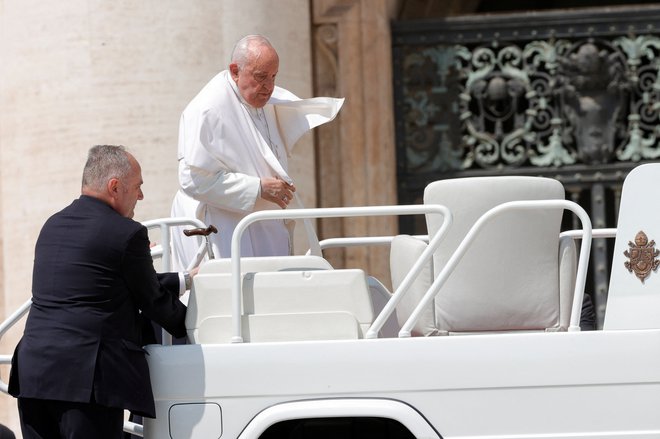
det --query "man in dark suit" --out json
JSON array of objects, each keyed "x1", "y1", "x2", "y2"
[{"x1": 9, "y1": 145, "x2": 191, "y2": 439}]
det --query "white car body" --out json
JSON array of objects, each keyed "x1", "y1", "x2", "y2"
[
  {"x1": 3, "y1": 164, "x2": 660, "y2": 439},
  {"x1": 144, "y1": 329, "x2": 660, "y2": 439}
]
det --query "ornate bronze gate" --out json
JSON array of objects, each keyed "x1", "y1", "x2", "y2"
[{"x1": 392, "y1": 6, "x2": 660, "y2": 327}]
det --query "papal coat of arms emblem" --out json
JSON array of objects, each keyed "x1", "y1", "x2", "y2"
[{"x1": 624, "y1": 231, "x2": 660, "y2": 283}]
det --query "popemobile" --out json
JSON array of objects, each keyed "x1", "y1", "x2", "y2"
[{"x1": 2, "y1": 163, "x2": 660, "y2": 439}]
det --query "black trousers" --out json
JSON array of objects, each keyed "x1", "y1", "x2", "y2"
[{"x1": 17, "y1": 398, "x2": 124, "y2": 439}]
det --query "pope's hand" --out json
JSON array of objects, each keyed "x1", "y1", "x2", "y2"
[{"x1": 260, "y1": 177, "x2": 296, "y2": 209}]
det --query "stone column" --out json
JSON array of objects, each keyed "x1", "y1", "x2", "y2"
[{"x1": 312, "y1": 0, "x2": 400, "y2": 286}]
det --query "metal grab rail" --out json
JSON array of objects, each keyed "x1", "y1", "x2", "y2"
[
  {"x1": 366, "y1": 226, "x2": 452, "y2": 339},
  {"x1": 141, "y1": 217, "x2": 209, "y2": 272},
  {"x1": 561, "y1": 228, "x2": 616, "y2": 240},
  {"x1": 139, "y1": 217, "x2": 209, "y2": 347},
  {"x1": 397, "y1": 200, "x2": 593, "y2": 337},
  {"x1": 229, "y1": 205, "x2": 453, "y2": 343},
  {"x1": 0, "y1": 300, "x2": 32, "y2": 393},
  {"x1": 313, "y1": 235, "x2": 429, "y2": 251}
]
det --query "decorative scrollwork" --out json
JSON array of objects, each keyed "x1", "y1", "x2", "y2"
[{"x1": 398, "y1": 31, "x2": 660, "y2": 174}]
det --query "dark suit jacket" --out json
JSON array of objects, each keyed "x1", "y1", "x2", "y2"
[{"x1": 8, "y1": 195, "x2": 187, "y2": 418}]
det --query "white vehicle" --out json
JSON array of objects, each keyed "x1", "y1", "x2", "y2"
[{"x1": 2, "y1": 163, "x2": 660, "y2": 439}]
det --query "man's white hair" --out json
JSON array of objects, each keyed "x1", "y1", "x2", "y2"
[{"x1": 231, "y1": 35, "x2": 275, "y2": 69}]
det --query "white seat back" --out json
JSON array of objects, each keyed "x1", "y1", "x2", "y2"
[
  {"x1": 392, "y1": 176, "x2": 575, "y2": 335},
  {"x1": 187, "y1": 269, "x2": 374, "y2": 343},
  {"x1": 604, "y1": 164, "x2": 660, "y2": 330}
]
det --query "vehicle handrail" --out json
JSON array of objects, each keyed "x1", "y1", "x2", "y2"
[
  {"x1": 560, "y1": 228, "x2": 616, "y2": 240},
  {"x1": 141, "y1": 217, "x2": 209, "y2": 346},
  {"x1": 397, "y1": 199, "x2": 592, "y2": 337},
  {"x1": 364, "y1": 220, "x2": 453, "y2": 338},
  {"x1": 141, "y1": 217, "x2": 208, "y2": 272},
  {"x1": 230, "y1": 205, "x2": 453, "y2": 343},
  {"x1": 312, "y1": 235, "x2": 429, "y2": 252},
  {"x1": 0, "y1": 300, "x2": 32, "y2": 393}
]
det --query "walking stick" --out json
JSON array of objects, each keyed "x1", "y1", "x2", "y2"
[{"x1": 183, "y1": 225, "x2": 218, "y2": 265}]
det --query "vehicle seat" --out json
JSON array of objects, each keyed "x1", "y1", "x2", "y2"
[
  {"x1": 186, "y1": 269, "x2": 374, "y2": 343},
  {"x1": 390, "y1": 176, "x2": 577, "y2": 336}
]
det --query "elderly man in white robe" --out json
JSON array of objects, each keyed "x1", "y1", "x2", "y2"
[{"x1": 171, "y1": 35, "x2": 343, "y2": 269}]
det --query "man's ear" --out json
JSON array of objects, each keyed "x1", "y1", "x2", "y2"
[
  {"x1": 229, "y1": 63, "x2": 239, "y2": 81},
  {"x1": 107, "y1": 178, "x2": 120, "y2": 198}
]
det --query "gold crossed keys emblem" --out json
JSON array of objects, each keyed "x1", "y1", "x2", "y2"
[{"x1": 624, "y1": 231, "x2": 660, "y2": 283}]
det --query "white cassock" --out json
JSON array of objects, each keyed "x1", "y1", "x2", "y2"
[{"x1": 171, "y1": 70, "x2": 343, "y2": 269}]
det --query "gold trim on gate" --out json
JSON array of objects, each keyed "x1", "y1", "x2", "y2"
[{"x1": 624, "y1": 231, "x2": 660, "y2": 283}]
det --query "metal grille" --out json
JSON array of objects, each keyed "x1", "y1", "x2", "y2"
[{"x1": 392, "y1": 6, "x2": 660, "y2": 327}]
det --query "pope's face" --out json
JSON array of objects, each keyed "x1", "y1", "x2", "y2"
[{"x1": 230, "y1": 46, "x2": 279, "y2": 108}]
